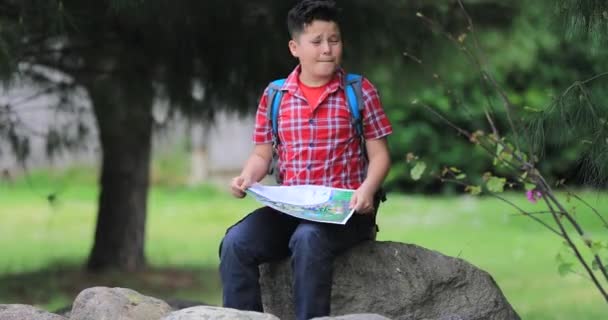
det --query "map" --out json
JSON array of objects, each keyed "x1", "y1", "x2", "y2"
[{"x1": 246, "y1": 183, "x2": 356, "y2": 224}]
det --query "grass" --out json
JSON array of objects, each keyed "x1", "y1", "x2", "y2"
[{"x1": 0, "y1": 167, "x2": 607, "y2": 319}]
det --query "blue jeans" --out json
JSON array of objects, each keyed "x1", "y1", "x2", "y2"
[{"x1": 219, "y1": 206, "x2": 374, "y2": 320}]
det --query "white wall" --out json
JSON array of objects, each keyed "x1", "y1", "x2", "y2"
[{"x1": 1, "y1": 80, "x2": 255, "y2": 185}]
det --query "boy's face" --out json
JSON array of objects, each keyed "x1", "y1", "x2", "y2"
[{"x1": 289, "y1": 20, "x2": 343, "y2": 84}]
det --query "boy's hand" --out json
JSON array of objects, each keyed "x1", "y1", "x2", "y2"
[
  {"x1": 350, "y1": 185, "x2": 376, "y2": 215},
  {"x1": 230, "y1": 176, "x2": 253, "y2": 198}
]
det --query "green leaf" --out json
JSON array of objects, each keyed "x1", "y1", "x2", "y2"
[
  {"x1": 520, "y1": 171, "x2": 528, "y2": 180},
  {"x1": 524, "y1": 183, "x2": 536, "y2": 191},
  {"x1": 524, "y1": 106, "x2": 542, "y2": 112},
  {"x1": 493, "y1": 144, "x2": 504, "y2": 166},
  {"x1": 515, "y1": 150, "x2": 528, "y2": 162},
  {"x1": 492, "y1": 148, "x2": 514, "y2": 168},
  {"x1": 455, "y1": 173, "x2": 466, "y2": 180},
  {"x1": 410, "y1": 161, "x2": 427, "y2": 181},
  {"x1": 590, "y1": 241, "x2": 606, "y2": 255},
  {"x1": 558, "y1": 262, "x2": 573, "y2": 277},
  {"x1": 465, "y1": 185, "x2": 482, "y2": 196},
  {"x1": 555, "y1": 252, "x2": 564, "y2": 264},
  {"x1": 500, "y1": 151, "x2": 513, "y2": 164},
  {"x1": 449, "y1": 167, "x2": 461, "y2": 173},
  {"x1": 486, "y1": 176, "x2": 506, "y2": 193}
]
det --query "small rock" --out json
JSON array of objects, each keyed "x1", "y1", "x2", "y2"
[
  {"x1": 69, "y1": 286, "x2": 172, "y2": 320},
  {"x1": 0, "y1": 304, "x2": 66, "y2": 320},
  {"x1": 162, "y1": 306, "x2": 280, "y2": 320},
  {"x1": 312, "y1": 314, "x2": 392, "y2": 320}
]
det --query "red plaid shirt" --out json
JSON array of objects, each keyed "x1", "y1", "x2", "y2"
[{"x1": 253, "y1": 66, "x2": 392, "y2": 189}]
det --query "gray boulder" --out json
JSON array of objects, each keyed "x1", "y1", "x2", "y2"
[
  {"x1": 69, "y1": 286, "x2": 172, "y2": 320},
  {"x1": 260, "y1": 241, "x2": 520, "y2": 320},
  {"x1": 162, "y1": 306, "x2": 279, "y2": 319},
  {"x1": 312, "y1": 314, "x2": 392, "y2": 320},
  {"x1": 0, "y1": 304, "x2": 66, "y2": 320}
]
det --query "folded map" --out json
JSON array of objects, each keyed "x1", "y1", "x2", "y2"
[{"x1": 246, "y1": 183, "x2": 356, "y2": 224}]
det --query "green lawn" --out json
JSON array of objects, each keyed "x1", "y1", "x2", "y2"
[{"x1": 0, "y1": 169, "x2": 607, "y2": 318}]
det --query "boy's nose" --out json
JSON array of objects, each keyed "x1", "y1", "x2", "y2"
[{"x1": 321, "y1": 41, "x2": 331, "y2": 54}]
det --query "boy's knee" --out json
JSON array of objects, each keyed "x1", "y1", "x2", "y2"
[
  {"x1": 220, "y1": 228, "x2": 247, "y2": 259},
  {"x1": 289, "y1": 224, "x2": 326, "y2": 253}
]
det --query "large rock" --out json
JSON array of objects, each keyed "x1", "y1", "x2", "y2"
[
  {"x1": 162, "y1": 306, "x2": 279, "y2": 320},
  {"x1": 69, "y1": 287, "x2": 172, "y2": 320},
  {"x1": 260, "y1": 241, "x2": 520, "y2": 320},
  {"x1": 0, "y1": 304, "x2": 66, "y2": 320}
]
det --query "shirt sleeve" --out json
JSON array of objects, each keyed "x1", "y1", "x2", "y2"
[
  {"x1": 360, "y1": 77, "x2": 392, "y2": 140},
  {"x1": 253, "y1": 86, "x2": 273, "y2": 144}
]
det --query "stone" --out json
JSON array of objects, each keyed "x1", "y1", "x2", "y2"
[
  {"x1": 260, "y1": 241, "x2": 520, "y2": 320},
  {"x1": 0, "y1": 304, "x2": 66, "y2": 320},
  {"x1": 312, "y1": 314, "x2": 392, "y2": 320},
  {"x1": 69, "y1": 286, "x2": 172, "y2": 320},
  {"x1": 162, "y1": 306, "x2": 280, "y2": 320}
]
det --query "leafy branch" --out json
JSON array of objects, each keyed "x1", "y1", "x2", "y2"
[{"x1": 407, "y1": 0, "x2": 608, "y2": 303}]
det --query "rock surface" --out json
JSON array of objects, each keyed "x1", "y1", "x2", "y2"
[
  {"x1": 312, "y1": 314, "x2": 393, "y2": 320},
  {"x1": 162, "y1": 306, "x2": 280, "y2": 320},
  {"x1": 260, "y1": 241, "x2": 520, "y2": 320},
  {"x1": 69, "y1": 286, "x2": 172, "y2": 320},
  {"x1": 0, "y1": 304, "x2": 66, "y2": 320}
]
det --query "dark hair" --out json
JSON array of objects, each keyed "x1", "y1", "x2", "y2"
[{"x1": 287, "y1": 0, "x2": 339, "y2": 39}]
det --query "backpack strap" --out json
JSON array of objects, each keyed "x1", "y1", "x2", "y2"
[
  {"x1": 344, "y1": 74, "x2": 366, "y2": 161},
  {"x1": 267, "y1": 79, "x2": 286, "y2": 138},
  {"x1": 346, "y1": 74, "x2": 386, "y2": 238},
  {"x1": 346, "y1": 74, "x2": 387, "y2": 204},
  {"x1": 266, "y1": 78, "x2": 286, "y2": 183}
]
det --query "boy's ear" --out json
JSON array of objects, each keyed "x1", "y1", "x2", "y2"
[{"x1": 288, "y1": 39, "x2": 299, "y2": 58}]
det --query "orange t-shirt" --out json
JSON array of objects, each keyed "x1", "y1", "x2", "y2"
[{"x1": 299, "y1": 80, "x2": 329, "y2": 110}]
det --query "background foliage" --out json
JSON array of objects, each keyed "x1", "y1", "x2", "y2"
[{"x1": 375, "y1": 0, "x2": 608, "y2": 192}]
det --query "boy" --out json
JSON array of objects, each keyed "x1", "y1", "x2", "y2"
[{"x1": 220, "y1": 1, "x2": 392, "y2": 319}]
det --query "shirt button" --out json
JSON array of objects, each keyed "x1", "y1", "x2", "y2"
[
  {"x1": 307, "y1": 164, "x2": 312, "y2": 170},
  {"x1": 309, "y1": 119, "x2": 314, "y2": 125},
  {"x1": 309, "y1": 142, "x2": 314, "y2": 147}
]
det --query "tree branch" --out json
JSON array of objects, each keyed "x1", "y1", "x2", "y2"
[{"x1": 542, "y1": 194, "x2": 608, "y2": 302}]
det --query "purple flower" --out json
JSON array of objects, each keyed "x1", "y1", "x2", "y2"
[{"x1": 526, "y1": 190, "x2": 542, "y2": 204}]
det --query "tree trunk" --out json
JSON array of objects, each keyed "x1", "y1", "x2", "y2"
[
  {"x1": 189, "y1": 121, "x2": 211, "y2": 185},
  {"x1": 85, "y1": 76, "x2": 153, "y2": 272}
]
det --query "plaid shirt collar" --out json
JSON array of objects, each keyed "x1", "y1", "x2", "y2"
[{"x1": 282, "y1": 65, "x2": 346, "y2": 97}]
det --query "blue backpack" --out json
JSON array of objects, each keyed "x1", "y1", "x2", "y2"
[{"x1": 265, "y1": 73, "x2": 367, "y2": 183}]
